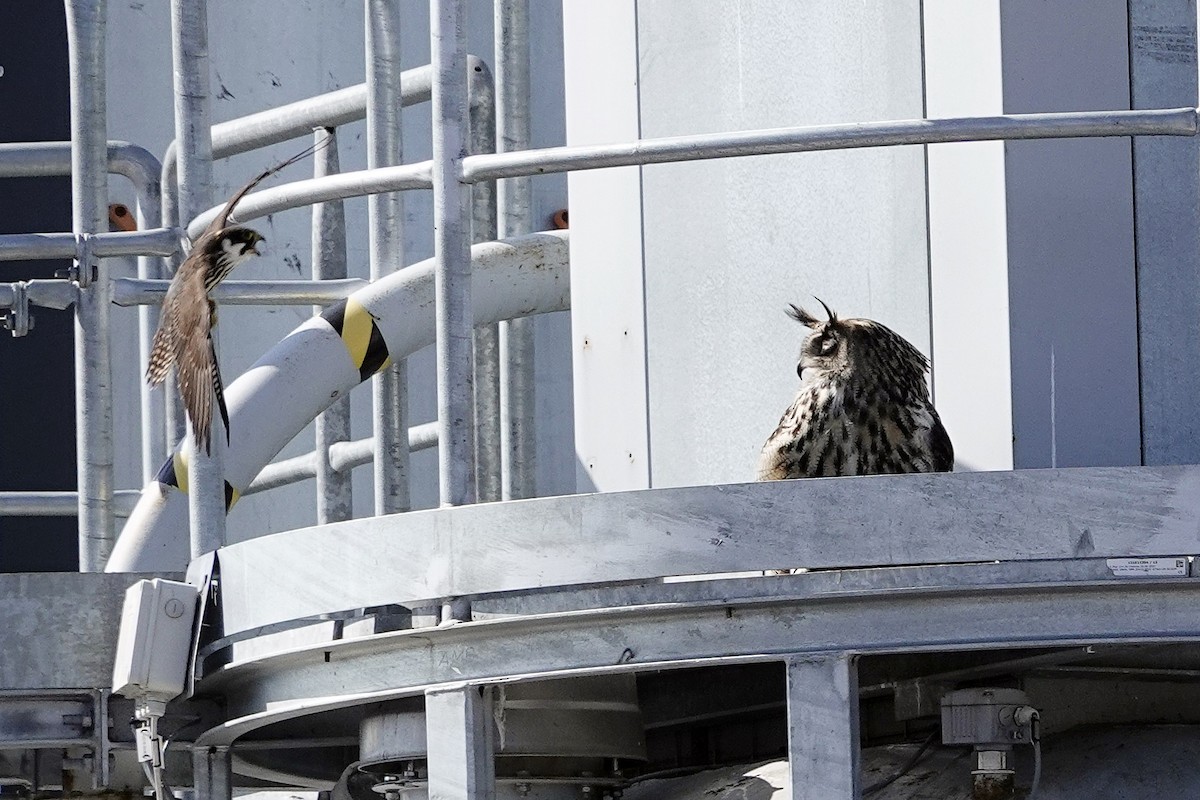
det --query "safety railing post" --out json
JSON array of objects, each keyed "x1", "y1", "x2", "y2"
[
  {"x1": 171, "y1": 0, "x2": 225, "y2": 559},
  {"x1": 312, "y1": 127, "x2": 354, "y2": 523},
  {"x1": 65, "y1": 0, "x2": 115, "y2": 571},
  {"x1": 366, "y1": 0, "x2": 411, "y2": 515},
  {"x1": 469, "y1": 60, "x2": 501, "y2": 503},
  {"x1": 431, "y1": 0, "x2": 476, "y2": 507},
  {"x1": 495, "y1": 0, "x2": 537, "y2": 501}
]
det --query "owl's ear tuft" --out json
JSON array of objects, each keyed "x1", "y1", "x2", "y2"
[
  {"x1": 814, "y1": 297, "x2": 838, "y2": 324},
  {"x1": 786, "y1": 303, "x2": 823, "y2": 328}
]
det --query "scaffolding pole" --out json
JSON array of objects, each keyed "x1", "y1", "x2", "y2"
[
  {"x1": 366, "y1": 0, "x2": 411, "y2": 515},
  {"x1": 495, "y1": 0, "x2": 536, "y2": 500},
  {"x1": 65, "y1": 0, "x2": 114, "y2": 571},
  {"x1": 170, "y1": 0, "x2": 225, "y2": 559}
]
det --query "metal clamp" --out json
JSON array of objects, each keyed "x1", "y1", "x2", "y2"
[
  {"x1": 74, "y1": 232, "x2": 98, "y2": 287},
  {"x1": 1, "y1": 282, "x2": 33, "y2": 337}
]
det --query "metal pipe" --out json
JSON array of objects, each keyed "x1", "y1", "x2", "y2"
[
  {"x1": 461, "y1": 106, "x2": 1200, "y2": 183},
  {"x1": 185, "y1": 162, "x2": 433, "y2": 237},
  {"x1": 311, "y1": 128, "x2": 353, "y2": 524},
  {"x1": 0, "y1": 280, "x2": 77, "y2": 311},
  {"x1": 431, "y1": 0, "x2": 476, "y2": 507},
  {"x1": 0, "y1": 228, "x2": 180, "y2": 261},
  {"x1": 469, "y1": 59, "x2": 501, "y2": 503},
  {"x1": 158, "y1": 63, "x2": 436, "y2": 211},
  {"x1": 495, "y1": 0, "x2": 536, "y2": 500},
  {"x1": 366, "y1": 0, "x2": 410, "y2": 516},
  {"x1": 244, "y1": 423, "x2": 439, "y2": 496},
  {"x1": 65, "y1": 0, "x2": 114, "y2": 571},
  {"x1": 0, "y1": 491, "x2": 140, "y2": 517},
  {"x1": 171, "y1": 0, "x2": 225, "y2": 560},
  {"x1": 111, "y1": 277, "x2": 366, "y2": 307}
]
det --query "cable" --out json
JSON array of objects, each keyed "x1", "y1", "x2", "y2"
[
  {"x1": 862, "y1": 730, "x2": 939, "y2": 796},
  {"x1": 1028, "y1": 712, "x2": 1042, "y2": 800}
]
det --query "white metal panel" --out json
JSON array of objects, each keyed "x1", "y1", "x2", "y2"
[
  {"x1": 1001, "y1": 1, "x2": 1141, "y2": 469},
  {"x1": 562, "y1": 0, "x2": 650, "y2": 491},
  {"x1": 923, "y1": 0, "x2": 1014, "y2": 471},
  {"x1": 635, "y1": 1, "x2": 929, "y2": 489}
]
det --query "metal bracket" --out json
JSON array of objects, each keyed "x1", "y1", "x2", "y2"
[{"x1": 1, "y1": 282, "x2": 33, "y2": 337}]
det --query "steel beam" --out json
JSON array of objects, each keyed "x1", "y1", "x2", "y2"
[
  {"x1": 425, "y1": 686, "x2": 495, "y2": 800},
  {"x1": 785, "y1": 655, "x2": 859, "y2": 800},
  {"x1": 193, "y1": 746, "x2": 232, "y2": 800}
]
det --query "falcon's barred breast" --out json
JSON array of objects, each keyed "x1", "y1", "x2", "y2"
[{"x1": 756, "y1": 300, "x2": 953, "y2": 480}]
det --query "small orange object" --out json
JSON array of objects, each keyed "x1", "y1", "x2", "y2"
[
  {"x1": 109, "y1": 203, "x2": 137, "y2": 232},
  {"x1": 551, "y1": 208, "x2": 569, "y2": 229}
]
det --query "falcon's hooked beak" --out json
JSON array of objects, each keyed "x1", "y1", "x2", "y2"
[{"x1": 250, "y1": 237, "x2": 267, "y2": 257}]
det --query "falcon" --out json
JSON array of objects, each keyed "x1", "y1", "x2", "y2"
[
  {"x1": 757, "y1": 299, "x2": 953, "y2": 480},
  {"x1": 146, "y1": 144, "x2": 322, "y2": 454}
]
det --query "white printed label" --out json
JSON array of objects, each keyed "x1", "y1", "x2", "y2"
[{"x1": 1106, "y1": 557, "x2": 1189, "y2": 577}]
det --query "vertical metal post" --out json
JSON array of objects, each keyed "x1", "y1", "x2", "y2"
[
  {"x1": 1128, "y1": 0, "x2": 1200, "y2": 465},
  {"x1": 431, "y1": 0, "x2": 476, "y2": 506},
  {"x1": 366, "y1": 0, "x2": 411, "y2": 515},
  {"x1": 425, "y1": 686, "x2": 496, "y2": 800},
  {"x1": 133, "y1": 166, "x2": 168, "y2": 485},
  {"x1": 171, "y1": 0, "x2": 225, "y2": 558},
  {"x1": 192, "y1": 746, "x2": 232, "y2": 800},
  {"x1": 785, "y1": 655, "x2": 860, "y2": 800},
  {"x1": 495, "y1": 0, "x2": 537, "y2": 500},
  {"x1": 312, "y1": 127, "x2": 354, "y2": 523},
  {"x1": 65, "y1": 0, "x2": 114, "y2": 571},
  {"x1": 469, "y1": 60, "x2": 501, "y2": 503},
  {"x1": 160, "y1": 156, "x2": 188, "y2": 450}
]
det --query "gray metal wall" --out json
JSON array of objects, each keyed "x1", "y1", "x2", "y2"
[
  {"x1": 103, "y1": 1, "x2": 572, "y2": 540},
  {"x1": 1001, "y1": 1, "x2": 1142, "y2": 469}
]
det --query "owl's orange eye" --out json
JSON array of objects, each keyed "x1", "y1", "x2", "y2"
[{"x1": 819, "y1": 334, "x2": 838, "y2": 354}]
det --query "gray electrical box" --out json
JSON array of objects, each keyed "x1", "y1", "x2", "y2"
[
  {"x1": 940, "y1": 688, "x2": 1034, "y2": 747},
  {"x1": 111, "y1": 579, "x2": 199, "y2": 700}
]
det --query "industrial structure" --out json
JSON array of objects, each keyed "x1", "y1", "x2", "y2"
[{"x1": 2, "y1": 2, "x2": 1200, "y2": 799}]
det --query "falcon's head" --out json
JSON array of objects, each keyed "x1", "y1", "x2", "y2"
[
  {"x1": 787, "y1": 299, "x2": 930, "y2": 392},
  {"x1": 218, "y1": 227, "x2": 265, "y2": 262}
]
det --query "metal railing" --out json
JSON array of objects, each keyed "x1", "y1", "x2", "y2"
[{"x1": 4, "y1": 0, "x2": 1200, "y2": 575}]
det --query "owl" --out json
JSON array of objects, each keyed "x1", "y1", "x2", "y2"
[{"x1": 757, "y1": 299, "x2": 953, "y2": 480}]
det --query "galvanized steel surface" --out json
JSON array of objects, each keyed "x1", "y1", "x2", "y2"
[
  {"x1": 430, "y1": 0, "x2": 477, "y2": 507},
  {"x1": 462, "y1": 107, "x2": 1200, "y2": 182},
  {"x1": 65, "y1": 0, "x2": 115, "y2": 571},
  {"x1": 495, "y1": 0, "x2": 536, "y2": 501},
  {"x1": 367, "y1": 0, "x2": 412, "y2": 517},
  {"x1": 210, "y1": 465, "x2": 1200, "y2": 637}
]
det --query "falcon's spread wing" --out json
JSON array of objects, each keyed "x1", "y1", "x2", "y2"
[{"x1": 174, "y1": 268, "x2": 216, "y2": 453}]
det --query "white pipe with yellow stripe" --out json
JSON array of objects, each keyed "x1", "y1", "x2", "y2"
[{"x1": 106, "y1": 230, "x2": 570, "y2": 572}]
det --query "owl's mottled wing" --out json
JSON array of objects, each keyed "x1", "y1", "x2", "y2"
[
  {"x1": 172, "y1": 267, "x2": 217, "y2": 454},
  {"x1": 929, "y1": 410, "x2": 954, "y2": 472}
]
